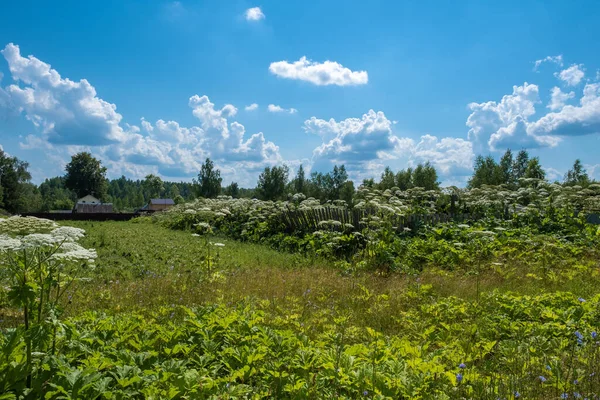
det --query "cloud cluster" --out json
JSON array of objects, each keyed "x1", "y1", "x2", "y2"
[
  {"x1": 0, "y1": 43, "x2": 282, "y2": 185},
  {"x1": 555, "y1": 64, "x2": 585, "y2": 86},
  {"x1": 547, "y1": 87, "x2": 575, "y2": 111},
  {"x1": 269, "y1": 56, "x2": 368, "y2": 86},
  {"x1": 528, "y1": 82, "x2": 600, "y2": 137},
  {"x1": 245, "y1": 103, "x2": 258, "y2": 111},
  {"x1": 466, "y1": 82, "x2": 557, "y2": 150},
  {"x1": 533, "y1": 55, "x2": 563, "y2": 71},
  {"x1": 1, "y1": 43, "x2": 127, "y2": 145},
  {"x1": 466, "y1": 65, "x2": 600, "y2": 152},
  {"x1": 245, "y1": 7, "x2": 265, "y2": 21},
  {"x1": 267, "y1": 104, "x2": 297, "y2": 114},
  {"x1": 306, "y1": 110, "x2": 473, "y2": 180}
]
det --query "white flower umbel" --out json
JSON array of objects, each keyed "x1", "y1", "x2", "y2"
[
  {"x1": 50, "y1": 226, "x2": 86, "y2": 242},
  {"x1": 0, "y1": 216, "x2": 58, "y2": 235},
  {"x1": 0, "y1": 234, "x2": 22, "y2": 252}
]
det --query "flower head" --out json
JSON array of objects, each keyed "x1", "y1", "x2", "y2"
[
  {"x1": 456, "y1": 373, "x2": 463, "y2": 384},
  {"x1": 459, "y1": 363, "x2": 466, "y2": 369},
  {"x1": 539, "y1": 376, "x2": 547, "y2": 383}
]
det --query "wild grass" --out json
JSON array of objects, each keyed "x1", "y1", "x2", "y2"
[{"x1": 34, "y1": 221, "x2": 598, "y2": 334}]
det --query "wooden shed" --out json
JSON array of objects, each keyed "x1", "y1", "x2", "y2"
[
  {"x1": 148, "y1": 198, "x2": 175, "y2": 211},
  {"x1": 74, "y1": 195, "x2": 113, "y2": 213}
]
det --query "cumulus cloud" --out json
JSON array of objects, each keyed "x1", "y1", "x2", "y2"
[
  {"x1": 268, "y1": 104, "x2": 297, "y2": 114},
  {"x1": 245, "y1": 103, "x2": 258, "y2": 111},
  {"x1": 533, "y1": 55, "x2": 563, "y2": 71},
  {"x1": 547, "y1": 87, "x2": 575, "y2": 111},
  {"x1": 1, "y1": 43, "x2": 127, "y2": 145},
  {"x1": 245, "y1": 7, "x2": 265, "y2": 21},
  {"x1": 0, "y1": 43, "x2": 283, "y2": 186},
  {"x1": 412, "y1": 135, "x2": 474, "y2": 176},
  {"x1": 528, "y1": 82, "x2": 600, "y2": 137},
  {"x1": 466, "y1": 82, "x2": 556, "y2": 150},
  {"x1": 269, "y1": 56, "x2": 368, "y2": 86},
  {"x1": 307, "y1": 110, "x2": 474, "y2": 180},
  {"x1": 466, "y1": 74, "x2": 600, "y2": 152},
  {"x1": 555, "y1": 64, "x2": 585, "y2": 86}
]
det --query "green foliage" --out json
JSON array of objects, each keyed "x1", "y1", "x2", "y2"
[
  {"x1": 377, "y1": 163, "x2": 438, "y2": 191},
  {"x1": 223, "y1": 181, "x2": 240, "y2": 198},
  {"x1": 0, "y1": 147, "x2": 32, "y2": 213},
  {"x1": 524, "y1": 157, "x2": 546, "y2": 180},
  {"x1": 64, "y1": 152, "x2": 108, "y2": 200},
  {"x1": 195, "y1": 158, "x2": 222, "y2": 199},
  {"x1": 257, "y1": 165, "x2": 289, "y2": 201},
  {"x1": 142, "y1": 174, "x2": 164, "y2": 199},
  {"x1": 565, "y1": 159, "x2": 590, "y2": 186}
]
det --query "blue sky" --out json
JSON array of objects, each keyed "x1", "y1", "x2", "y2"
[{"x1": 1, "y1": 0, "x2": 599, "y2": 186}]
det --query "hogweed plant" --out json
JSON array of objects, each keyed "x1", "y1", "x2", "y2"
[
  {"x1": 0, "y1": 216, "x2": 96, "y2": 389},
  {"x1": 191, "y1": 222, "x2": 224, "y2": 279}
]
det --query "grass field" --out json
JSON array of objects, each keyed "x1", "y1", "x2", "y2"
[{"x1": 1, "y1": 219, "x2": 600, "y2": 399}]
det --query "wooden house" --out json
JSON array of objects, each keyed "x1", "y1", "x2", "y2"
[
  {"x1": 147, "y1": 198, "x2": 175, "y2": 211},
  {"x1": 74, "y1": 195, "x2": 113, "y2": 213}
]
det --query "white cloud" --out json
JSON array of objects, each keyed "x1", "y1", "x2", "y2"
[
  {"x1": 412, "y1": 135, "x2": 474, "y2": 176},
  {"x1": 528, "y1": 83, "x2": 600, "y2": 137},
  {"x1": 466, "y1": 82, "x2": 555, "y2": 150},
  {"x1": 488, "y1": 117, "x2": 560, "y2": 150},
  {"x1": 245, "y1": 103, "x2": 258, "y2": 111},
  {"x1": 1, "y1": 43, "x2": 127, "y2": 145},
  {"x1": 588, "y1": 164, "x2": 600, "y2": 181},
  {"x1": 544, "y1": 167, "x2": 563, "y2": 182},
  {"x1": 0, "y1": 43, "x2": 283, "y2": 186},
  {"x1": 466, "y1": 77, "x2": 600, "y2": 152},
  {"x1": 245, "y1": 7, "x2": 265, "y2": 21},
  {"x1": 555, "y1": 64, "x2": 585, "y2": 86},
  {"x1": 307, "y1": 110, "x2": 474, "y2": 180},
  {"x1": 269, "y1": 56, "x2": 368, "y2": 86},
  {"x1": 268, "y1": 104, "x2": 297, "y2": 114},
  {"x1": 547, "y1": 86, "x2": 575, "y2": 111},
  {"x1": 533, "y1": 55, "x2": 563, "y2": 71}
]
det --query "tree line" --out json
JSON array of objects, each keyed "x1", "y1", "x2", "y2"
[{"x1": 0, "y1": 148, "x2": 595, "y2": 214}]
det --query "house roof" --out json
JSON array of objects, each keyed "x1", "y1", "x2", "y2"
[
  {"x1": 77, "y1": 194, "x2": 100, "y2": 203},
  {"x1": 149, "y1": 198, "x2": 175, "y2": 205}
]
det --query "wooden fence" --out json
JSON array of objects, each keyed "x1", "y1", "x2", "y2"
[
  {"x1": 279, "y1": 207, "x2": 481, "y2": 232},
  {"x1": 280, "y1": 208, "x2": 600, "y2": 233}
]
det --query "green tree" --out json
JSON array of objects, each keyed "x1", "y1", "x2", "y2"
[
  {"x1": 395, "y1": 168, "x2": 413, "y2": 191},
  {"x1": 524, "y1": 157, "x2": 546, "y2": 180},
  {"x1": 512, "y1": 149, "x2": 529, "y2": 182},
  {"x1": 167, "y1": 183, "x2": 181, "y2": 199},
  {"x1": 223, "y1": 182, "x2": 240, "y2": 198},
  {"x1": 294, "y1": 164, "x2": 306, "y2": 194},
  {"x1": 195, "y1": 158, "x2": 222, "y2": 198},
  {"x1": 468, "y1": 156, "x2": 502, "y2": 188},
  {"x1": 361, "y1": 178, "x2": 376, "y2": 189},
  {"x1": 257, "y1": 165, "x2": 289, "y2": 201},
  {"x1": 499, "y1": 149, "x2": 514, "y2": 187},
  {"x1": 39, "y1": 176, "x2": 75, "y2": 211},
  {"x1": 142, "y1": 174, "x2": 164, "y2": 199},
  {"x1": 379, "y1": 166, "x2": 396, "y2": 190},
  {"x1": 339, "y1": 180, "x2": 355, "y2": 205},
  {"x1": 330, "y1": 165, "x2": 349, "y2": 200},
  {"x1": 564, "y1": 159, "x2": 590, "y2": 186},
  {"x1": 64, "y1": 152, "x2": 108, "y2": 199},
  {"x1": 0, "y1": 148, "x2": 33, "y2": 213},
  {"x1": 412, "y1": 162, "x2": 439, "y2": 190}
]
